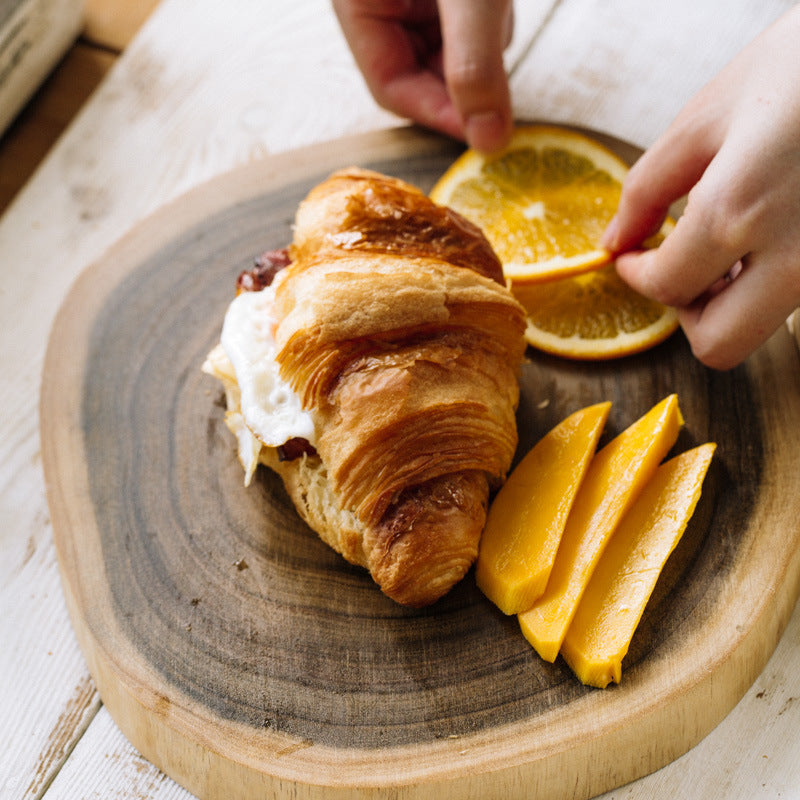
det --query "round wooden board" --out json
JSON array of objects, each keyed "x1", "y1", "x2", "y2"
[{"x1": 41, "y1": 126, "x2": 800, "y2": 799}]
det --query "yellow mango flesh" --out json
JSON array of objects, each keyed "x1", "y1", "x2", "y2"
[
  {"x1": 561, "y1": 443, "x2": 716, "y2": 688},
  {"x1": 475, "y1": 402, "x2": 611, "y2": 615},
  {"x1": 518, "y1": 394, "x2": 683, "y2": 662}
]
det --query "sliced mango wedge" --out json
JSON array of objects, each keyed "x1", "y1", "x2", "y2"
[
  {"x1": 518, "y1": 394, "x2": 684, "y2": 662},
  {"x1": 561, "y1": 443, "x2": 716, "y2": 687},
  {"x1": 475, "y1": 402, "x2": 611, "y2": 615}
]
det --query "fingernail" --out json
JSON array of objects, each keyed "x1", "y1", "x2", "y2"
[
  {"x1": 601, "y1": 215, "x2": 619, "y2": 251},
  {"x1": 465, "y1": 111, "x2": 509, "y2": 153}
]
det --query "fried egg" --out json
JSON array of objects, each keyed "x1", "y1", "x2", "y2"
[{"x1": 203, "y1": 274, "x2": 316, "y2": 484}]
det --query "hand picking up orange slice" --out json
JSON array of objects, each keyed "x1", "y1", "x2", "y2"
[
  {"x1": 429, "y1": 125, "x2": 629, "y2": 284},
  {"x1": 561, "y1": 443, "x2": 716, "y2": 688},
  {"x1": 430, "y1": 124, "x2": 679, "y2": 360},
  {"x1": 475, "y1": 401, "x2": 611, "y2": 615},
  {"x1": 518, "y1": 394, "x2": 684, "y2": 663},
  {"x1": 513, "y1": 260, "x2": 680, "y2": 361}
]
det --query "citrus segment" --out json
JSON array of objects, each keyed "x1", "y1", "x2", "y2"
[
  {"x1": 517, "y1": 395, "x2": 684, "y2": 663},
  {"x1": 431, "y1": 124, "x2": 680, "y2": 361},
  {"x1": 513, "y1": 263, "x2": 679, "y2": 360},
  {"x1": 475, "y1": 402, "x2": 611, "y2": 615},
  {"x1": 430, "y1": 125, "x2": 629, "y2": 282}
]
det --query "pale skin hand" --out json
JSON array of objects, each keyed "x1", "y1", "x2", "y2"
[
  {"x1": 604, "y1": 5, "x2": 800, "y2": 370},
  {"x1": 334, "y1": 2, "x2": 800, "y2": 368},
  {"x1": 332, "y1": 0, "x2": 514, "y2": 152}
]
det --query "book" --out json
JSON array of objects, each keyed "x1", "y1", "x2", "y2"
[{"x1": 0, "y1": 0, "x2": 83, "y2": 136}]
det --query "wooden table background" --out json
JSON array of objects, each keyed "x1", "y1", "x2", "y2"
[
  {"x1": 0, "y1": 0, "x2": 160, "y2": 216},
  {"x1": 2, "y1": 1, "x2": 799, "y2": 798}
]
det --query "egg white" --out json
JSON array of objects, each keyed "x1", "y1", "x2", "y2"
[{"x1": 203, "y1": 274, "x2": 316, "y2": 485}]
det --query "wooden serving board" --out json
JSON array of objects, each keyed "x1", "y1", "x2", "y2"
[{"x1": 41, "y1": 126, "x2": 800, "y2": 800}]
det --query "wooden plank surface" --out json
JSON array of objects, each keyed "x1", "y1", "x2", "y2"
[
  {"x1": 2, "y1": 0, "x2": 800, "y2": 798},
  {"x1": 0, "y1": 0, "x2": 159, "y2": 215},
  {"x1": 39, "y1": 127, "x2": 800, "y2": 798},
  {"x1": 510, "y1": 0, "x2": 795, "y2": 148},
  {"x1": 0, "y1": 4, "x2": 556, "y2": 797}
]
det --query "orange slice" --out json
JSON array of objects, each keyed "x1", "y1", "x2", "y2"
[
  {"x1": 431, "y1": 124, "x2": 679, "y2": 360},
  {"x1": 513, "y1": 260, "x2": 680, "y2": 360},
  {"x1": 430, "y1": 125, "x2": 629, "y2": 283}
]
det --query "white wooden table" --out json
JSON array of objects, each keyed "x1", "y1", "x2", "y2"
[{"x1": 2, "y1": 1, "x2": 799, "y2": 797}]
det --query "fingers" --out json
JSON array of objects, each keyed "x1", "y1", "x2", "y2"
[
  {"x1": 437, "y1": 0, "x2": 513, "y2": 151},
  {"x1": 371, "y1": 69, "x2": 465, "y2": 140},
  {"x1": 675, "y1": 255, "x2": 800, "y2": 370},
  {"x1": 332, "y1": 0, "x2": 512, "y2": 148},
  {"x1": 616, "y1": 153, "x2": 800, "y2": 370},
  {"x1": 603, "y1": 93, "x2": 724, "y2": 253},
  {"x1": 605, "y1": 5, "x2": 800, "y2": 369},
  {"x1": 619, "y1": 241, "x2": 798, "y2": 370},
  {"x1": 615, "y1": 163, "x2": 750, "y2": 309},
  {"x1": 332, "y1": 0, "x2": 464, "y2": 139}
]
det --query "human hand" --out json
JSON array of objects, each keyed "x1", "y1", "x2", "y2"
[
  {"x1": 332, "y1": 0, "x2": 514, "y2": 152},
  {"x1": 603, "y1": 5, "x2": 800, "y2": 370}
]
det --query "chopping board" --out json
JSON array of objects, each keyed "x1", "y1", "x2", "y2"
[{"x1": 41, "y1": 125, "x2": 800, "y2": 800}]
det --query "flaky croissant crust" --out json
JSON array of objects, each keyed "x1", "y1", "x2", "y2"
[{"x1": 268, "y1": 168, "x2": 527, "y2": 606}]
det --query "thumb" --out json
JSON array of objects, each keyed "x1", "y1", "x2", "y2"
[
  {"x1": 438, "y1": 0, "x2": 513, "y2": 152},
  {"x1": 603, "y1": 92, "x2": 723, "y2": 253}
]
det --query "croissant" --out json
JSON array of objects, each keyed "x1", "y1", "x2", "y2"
[{"x1": 204, "y1": 168, "x2": 527, "y2": 606}]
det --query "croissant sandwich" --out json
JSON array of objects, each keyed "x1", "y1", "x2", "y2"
[{"x1": 203, "y1": 168, "x2": 527, "y2": 606}]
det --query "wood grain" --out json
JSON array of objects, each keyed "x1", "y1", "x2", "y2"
[
  {"x1": 509, "y1": 0, "x2": 793, "y2": 148},
  {"x1": 5, "y1": 3, "x2": 559, "y2": 794},
  {"x1": 41, "y1": 127, "x2": 800, "y2": 799}
]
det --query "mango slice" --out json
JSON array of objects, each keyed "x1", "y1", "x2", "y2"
[
  {"x1": 518, "y1": 394, "x2": 684, "y2": 662},
  {"x1": 561, "y1": 443, "x2": 716, "y2": 687},
  {"x1": 475, "y1": 402, "x2": 611, "y2": 615}
]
